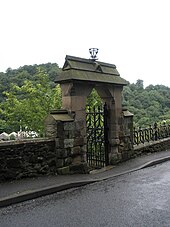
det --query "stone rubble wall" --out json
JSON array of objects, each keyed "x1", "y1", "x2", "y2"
[
  {"x1": 1, "y1": 117, "x2": 169, "y2": 182},
  {"x1": 0, "y1": 138, "x2": 55, "y2": 182},
  {"x1": 53, "y1": 120, "x2": 88, "y2": 175},
  {"x1": 0, "y1": 120, "x2": 88, "y2": 183},
  {"x1": 133, "y1": 137, "x2": 170, "y2": 157}
]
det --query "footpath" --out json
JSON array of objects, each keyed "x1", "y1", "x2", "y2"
[{"x1": 0, "y1": 150, "x2": 170, "y2": 208}]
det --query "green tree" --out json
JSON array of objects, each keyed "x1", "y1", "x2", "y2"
[
  {"x1": 122, "y1": 79, "x2": 170, "y2": 127},
  {"x1": 135, "y1": 79, "x2": 144, "y2": 90},
  {"x1": 87, "y1": 89, "x2": 103, "y2": 108},
  {"x1": 0, "y1": 68, "x2": 61, "y2": 135}
]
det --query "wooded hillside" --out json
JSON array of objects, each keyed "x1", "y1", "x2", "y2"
[
  {"x1": 0, "y1": 64, "x2": 169, "y2": 134},
  {"x1": 122, "y1": 79, "x2": 170, "y2": 127}
]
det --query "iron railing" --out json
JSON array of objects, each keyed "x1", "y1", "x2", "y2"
[{"x1": 133, "y1": 122, "x2": 170, "y2": 145}]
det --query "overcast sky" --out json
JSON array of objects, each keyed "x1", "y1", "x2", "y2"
[{"x1": 0, "y1": 0, "x2": 170, "y2": 87}]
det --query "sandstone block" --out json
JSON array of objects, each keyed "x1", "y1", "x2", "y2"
[
  {"x1": 75, "y1": 121, "x2": 85, "y2": 130},
  {"x1": 74, "y1": 137, "x2": 84, "y2": 146},
  {"x1": 57, "y1": 148, "x2": 68, "y2": 158},
  {"x1": 57, "y1": 166, "x2": 70, "y2": 175},
  {"x1": 56, "y1": 159, "x2": 64, "y2": 168},
  {"x1": 64, "y1": 157, "x2": 73, "y2": 165},
  {"x1": 55, "y1": 138, "x2": 64, "y2": 148},
  {"x1": 71, "y1": 146, "x2": 81, "y2": 156},
  {"x1": 70, "y1": 162, "x2": 89, "y2": 174},
  {"x1": 64, "y1": 122, "x2": 76, "y2": 131},
  {"x1": 72, "y1": 155, "x2": 82, "y2": 164},
  {"x1": 64, "y1": 139, "x2": 74, "y2": 148}
]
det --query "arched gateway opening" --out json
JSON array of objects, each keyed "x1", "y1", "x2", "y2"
[
  {"x1": 86, "y1": 89, "x2": 108, "y2": 168},
  {"x1": 52, "y1": 54, "x2": 133, "y2": 172}
]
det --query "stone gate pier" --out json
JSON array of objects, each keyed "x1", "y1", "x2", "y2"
[{"x1": 45, "y1": 55, "x2": 133, "y2": 174}]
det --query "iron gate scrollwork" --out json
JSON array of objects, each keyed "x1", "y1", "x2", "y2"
[{"x1": 86, "y1": 103, "x2": 109, "y2": 168}]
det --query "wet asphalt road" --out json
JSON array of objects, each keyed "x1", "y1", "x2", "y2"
[{"x1": 0, "y1": 161, "x2": 170, "y2": 227}]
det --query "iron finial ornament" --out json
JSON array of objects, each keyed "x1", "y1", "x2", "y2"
[{"x1": 89, "y1": 48, "x2": 99, "y2": 60}]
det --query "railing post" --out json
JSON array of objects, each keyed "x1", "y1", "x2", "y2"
[
  {"x1": 154, "y1": 122, "x2": 158, "y2": 141},
  {"x1": 104, "y1": 102, "x2": 109, "y2": 165},
  {"x1": 133, "y1": 127, "x2": 139, "y2": 145}
]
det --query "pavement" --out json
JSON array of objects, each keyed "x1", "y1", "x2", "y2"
[{"x1": 0, "y1": 149, "x2": 170, "y2": 208}]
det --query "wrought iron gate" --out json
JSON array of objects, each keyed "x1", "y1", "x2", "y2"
[{"x1": 86, "y1": 103, "x2": 109, "y2": 168}]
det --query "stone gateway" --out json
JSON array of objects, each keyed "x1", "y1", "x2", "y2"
[{"x1": 46, "y1": 55, "x2": 133, "y2": 173}]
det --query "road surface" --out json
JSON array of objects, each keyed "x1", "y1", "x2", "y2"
[{"x1": 0, "y1": 161, "x2": 170, "y2": 227}]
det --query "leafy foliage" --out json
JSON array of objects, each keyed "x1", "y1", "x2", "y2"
[
  {"x1": 87, "y1": 89, "x2": 102, "y2": 108},
  {"x1": 88, "y1": 80, "x2": 170, "y2": 127},
  {"x1": 0, "y1": 63, "x2": 170, "y2": 134},
  {"x1": 0, "y1": 63, "x2": 60, "y2": 102},
  {"x1": 123, "y1": 80, "x2": 170, "y2": 127},
  {"x1": 0, "y1": 66, "x2": 61, "y2": 135}
]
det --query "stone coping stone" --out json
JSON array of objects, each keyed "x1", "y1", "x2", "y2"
[{"x1": 0, "y1": 138, "x2": 54, "y2": 146}]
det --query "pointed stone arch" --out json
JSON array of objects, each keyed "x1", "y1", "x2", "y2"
[{"x1": 55, "y1": 55, "x2": 133, "y2": 169}]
